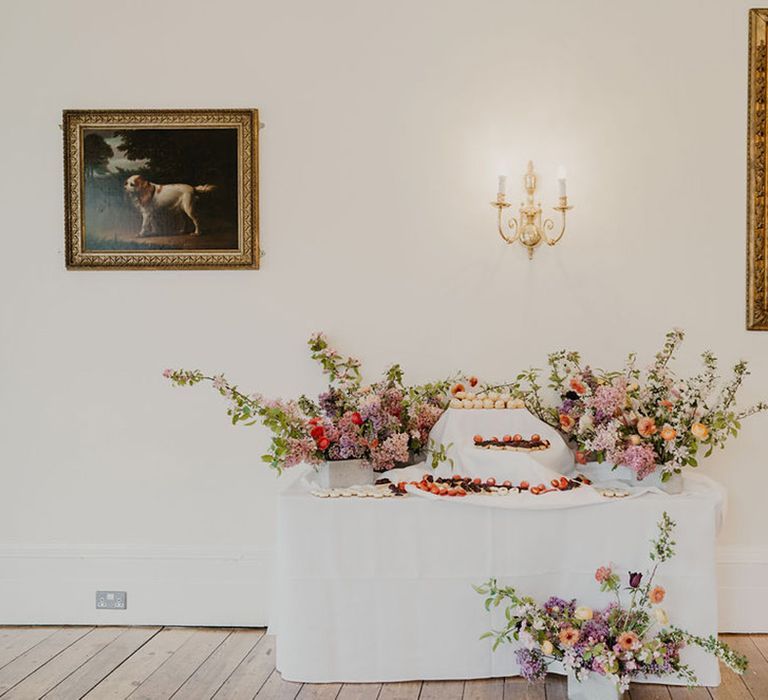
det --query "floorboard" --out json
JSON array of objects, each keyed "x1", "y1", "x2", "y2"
[
  {"x1": 0, "y1": 628, "x2": 760, "y2": 699},
  {"x1": 43, "y1": 627, "x2": 160, "y2": 700}
]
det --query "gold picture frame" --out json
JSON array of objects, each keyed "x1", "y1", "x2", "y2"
[
  {"x1": 749, "y1": 11, "x2": 768, "y2": 328},
  {"x1": 64, "y1": 109, "x2": 259, "y2": 270}
]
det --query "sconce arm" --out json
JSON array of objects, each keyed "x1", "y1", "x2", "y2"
[
  {"x1": 542, "y1": 200, "x2": 573, "y2": 247},
  {"x1": 493, "y1": 201, "x2": 519, "y2": 244}
]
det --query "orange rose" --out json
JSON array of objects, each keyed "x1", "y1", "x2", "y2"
[
  {"x1": 450, "y1": 383, "x2": 465, "y2": 396},
  {"x1": 570, "y1": 378, "x2": 587, "y2": 395},
  {"x1": 660, "y1": 425, "x2": 677, "y2": 441},
  {"x1": 649, "y1": 586, "x2": 666, "y2": 604},
  {"x1": 559, "y1": 414, "x2": 576, "y2": 431},
  {"x1": 691, "y1": 422, "x2": 709, "y2": 440},
  {"x1": 637, "y1": 417, "x2": 657, "y2": 438},
  {"x1": 559, "y1": 627, "x2": 580, "y2": 647},
  {"x1": 618, "y1": 631, "x2": 639, "y2": 651}
]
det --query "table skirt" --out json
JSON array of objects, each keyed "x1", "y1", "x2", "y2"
[{"x1": 270, "y1": 474, "x2": 724, "y2": 686}]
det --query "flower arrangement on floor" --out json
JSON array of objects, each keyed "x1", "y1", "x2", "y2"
[
  {"x1": 165, "y1": 333, "x2": 450, "y2": 474},
  {"x1": 506, "y1": 329, "x2": 767, "y2": 482},
  {"x1": 475, "y1": 513, "x2": 747, "y2": 692}
]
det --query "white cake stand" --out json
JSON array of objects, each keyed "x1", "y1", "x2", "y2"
[{"x1": 426, "y1": 407, "x2": 575, "y2": 483}]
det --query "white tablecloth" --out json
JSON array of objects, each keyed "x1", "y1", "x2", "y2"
[{"x1": 270, "y1": 473, "x2": 725, "y2": 686}]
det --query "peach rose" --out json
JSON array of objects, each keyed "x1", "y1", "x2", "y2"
[
  {"x1": 559, "y1": 627, "x2": 580, "y2": 647},
  {"x1": 629, "y1": 434, "x2": 641, "y2": 446},
  {"x1": 649, "y1": 586, "x2": 666, "y2": 604},
  {"x1": 691, "y1": 422, "x2": 709, "y2": 440},
  {"x1": 637, "y1": 417, "x2": 657, "y2": 438},
  {"x1": 618, "y1": 631, "x2": 639, "y2": 651},
  {"x1": 570, "y1": 378, "x2": 587, "y2": 395},
  {"x1": 660, "y1": 425, "x2": 677, "y2": 441},
  {"x1": 559, "y1": 414, "x2": 576, "y2": 431},
  {"x1": 595, "y1": 566, "x2": 612, "y2": 583}
]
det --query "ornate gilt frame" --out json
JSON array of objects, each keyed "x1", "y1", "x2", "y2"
[
  {"x1": 63, "y1": 109, "x2": 259, "y2": 270},
  {"x1": 749, "y1": 11, "x2": 768, "y2": 328}
]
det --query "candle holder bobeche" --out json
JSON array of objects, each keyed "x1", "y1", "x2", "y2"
[{"x1": 492, "y1": 161, "x2": 573, "y2": 259}]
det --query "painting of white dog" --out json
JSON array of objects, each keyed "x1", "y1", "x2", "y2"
[{"x1": 80, "y1": 126, "x2": 239, "y2": 252}]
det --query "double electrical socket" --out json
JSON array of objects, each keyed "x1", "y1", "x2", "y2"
[{"x1": 96, "y1": 591, "x2": 127, "y2": 610}]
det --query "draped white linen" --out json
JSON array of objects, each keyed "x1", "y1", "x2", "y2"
[{"x1": 270, "y1": 474, "x2": 724, "y2": 686}]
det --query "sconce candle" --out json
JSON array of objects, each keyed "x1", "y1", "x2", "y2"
[
  {"x1": 557, "y1": 166, "x2": 567, "y2": 197},
  {"x1": 491, "y1": 161, "x2": 573, "y2": 259}
]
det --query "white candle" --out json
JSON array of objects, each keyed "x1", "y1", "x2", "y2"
[
  {"x1": 557, "y1": 166, "x2": 567, "y2": 197},
  {"x1": 497, "y1": 175, "x2": 507, "y2": 198}
]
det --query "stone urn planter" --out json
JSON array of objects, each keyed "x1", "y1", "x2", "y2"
[
  {"x1": 317, "y1": 459, "x2": 374, "y2": 489},
  {"x1": 566, "y1": 671, "x2": 625, "y2": 700}
]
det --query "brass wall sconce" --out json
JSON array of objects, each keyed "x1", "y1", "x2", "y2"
[{"x1": 492, "y1": 161, "x2": 573, "y2": 259}]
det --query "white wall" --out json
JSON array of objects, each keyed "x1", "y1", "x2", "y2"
[{"x1": 0, "y1": 0, "x2": 766, "y2": 630}]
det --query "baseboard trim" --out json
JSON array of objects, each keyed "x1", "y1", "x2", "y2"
[
  {"x1": 0, "y1": 544, "x2": 273, "y2": 627},
  {"x1": 0, "y1": 544, "x2": 765, "y2": 630},
  {"x1": 717, "y1": 545, "x2": 768, "y2": 632}
]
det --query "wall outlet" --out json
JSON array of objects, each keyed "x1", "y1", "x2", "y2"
[{"x1": 96, "y1": 591, "x2": 127, "y2": 610}]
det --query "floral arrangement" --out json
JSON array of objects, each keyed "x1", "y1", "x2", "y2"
[
  {"x1": 475, "y1": 513, "x2": 747, "y2": 691},
  {"x1": 511, "y1": 329, "x2": 767, "y2": 481},
  {"x1": 165, "y1": 333, "x2": 450, "y2": 473}
]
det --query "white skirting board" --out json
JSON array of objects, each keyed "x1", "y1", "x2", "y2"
[
  {"x1": 0, "y1": 544, "x2": 764, "y2": 631},
  {"x1": 0, "y1": 544, "x2": 272, "y2": 627}
]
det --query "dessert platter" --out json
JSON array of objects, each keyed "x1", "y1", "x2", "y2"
[{"x1": 472, "y1": 433, "x2": 550, "y2": 452}]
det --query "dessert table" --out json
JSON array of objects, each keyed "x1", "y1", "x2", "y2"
[{"x1": 269, "y1": 471, "x2": 725, "y2": 686}]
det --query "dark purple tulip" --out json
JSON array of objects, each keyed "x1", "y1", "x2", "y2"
[{"x1": 628, "y1": 572, "x2": 643, "y2": 588}]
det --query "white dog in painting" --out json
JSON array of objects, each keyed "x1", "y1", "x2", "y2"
[{"x1": 124, "y1": 174, "x2": 216, "y2": 236}]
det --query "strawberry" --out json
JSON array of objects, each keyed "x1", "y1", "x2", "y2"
[
  {"x1": 469, "y1": 376, "x2": 479, "y2": 387},
  {"x1": 575, "y1": 451, "x2": 587, "y2": 465},
  {"x1": 473, "y1": 434, "x2": 483, "y2": 444},
  {"x1": 472, "y1": 478, "x2": 481, "y2": 485},
  {"x1": 551, "y1": 479, "x2": 560, "y2": 488},
  {"x1": 502, "y1": 434, "x2": 512, "y2": 442},
  {"x1": 502, "y1": 480, "x2": 512, "y2": 488},
  {"x1": 447, "y1": 489, "x2": 458, "y2": 496},
  {"x1": 487, "y1": 477, "x2": 496, "y2": 486},
  {"x1": 520, "y1": 481, "x2": 530, "y2": 490},
  {"x1": 513, "y1": 434, "x2": 522, "y2": 442},
  {"x1": 531, "y1": 434, "x2": 541, "y2": 442}
]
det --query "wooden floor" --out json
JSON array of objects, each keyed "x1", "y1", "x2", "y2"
[{"x1": 0, "y1": 628, "x2": 764, "y2": 699}]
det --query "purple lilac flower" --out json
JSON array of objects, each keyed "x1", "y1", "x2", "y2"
[
  {"x1": 587, "y1": 381, "x2": 626, "y2": 418},
  {"x1": 616, "y1": 443, "x2": 657, "y2": 479},
  {"x1": 338, "y1": 430, "x2": 364, "y2": 459},
  {"x1": 318, "y1": 390, "x2": 342, "y2": 418},
  {"x1": 543, "y1": 597, "x2": 576, "y2": 618},
  {"x1": 515, "y1": 648, "x2": 547, "y2": 682},
  {"x1": 560, "y1": 398, "x2": 576, "y2": 414},
  {"x1": 580, "y1": 618, "x2": 610, "y2": 644}
]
